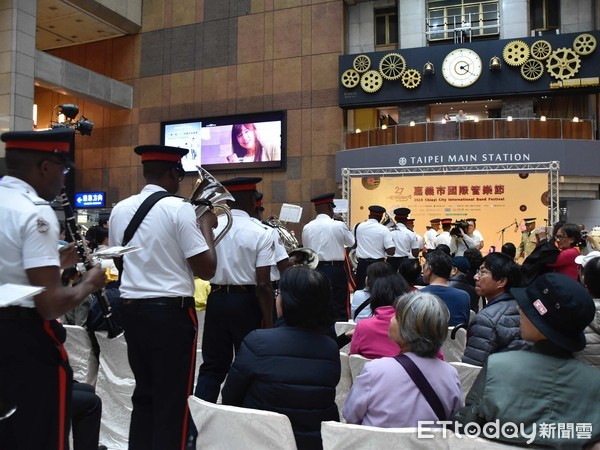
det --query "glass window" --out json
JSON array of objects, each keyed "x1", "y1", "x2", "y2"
[
  {"x1": 531, "y1": 0, "x2": 560, "y2": 32},
  {"x1": 427, "y1": 0, "x2": 499, "y2": 42},
  {"x1": 375, "y1": 7, "x2": 398, "y2": 46}
]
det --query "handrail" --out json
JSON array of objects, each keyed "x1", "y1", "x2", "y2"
[{"x1": 343, "y1": 117, "x2": 595, "y2": 150}]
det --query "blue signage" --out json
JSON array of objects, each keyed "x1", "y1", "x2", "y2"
[{"x1": 74, "y1": 191, "x2": 106, "y2": 208}]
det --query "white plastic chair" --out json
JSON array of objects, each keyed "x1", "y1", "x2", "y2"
[
  {"x1": 95, "y1": 331, "x2": 134, "y2": 450},
  {"x1": 335, "y1": 352, "x2": 352, "y2": 421},
  {"x1": 441, "y1": 326, "x2": 467, "y2": 362},
  {"x1": 321, "y1": 421, "x2": 453, "y2": 450},
  {"x1": 348, "y1": 354, "x2": 371, "y2": 382},
  {"x1": 64, "y1": 325, "x2": 99, "y2": 386},
  {"x1": 188, "y1": 396, "x2": 297, "y2": 450},
  {"x1": 449, "y1": 361, "x2": 482, "y2": 401}
]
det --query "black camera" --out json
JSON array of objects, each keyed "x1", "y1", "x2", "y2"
[{"x1": 450, "y1": 220, "x2": 468, "y2": 237}]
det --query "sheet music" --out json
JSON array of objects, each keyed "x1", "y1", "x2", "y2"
[
  {"x1": 279, "y1": 204, "x2": 302, "y2": 223},
  {"x1": 0, "y1": 284, "x2": 45, "y2": 306},
  {"x1": 333, "y1": 198, "x2": 348, "y2": 214}
]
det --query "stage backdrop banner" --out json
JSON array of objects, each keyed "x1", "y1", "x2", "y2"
[{"x1": 350, "y1": 172, "x2": 549, "y2": 252}]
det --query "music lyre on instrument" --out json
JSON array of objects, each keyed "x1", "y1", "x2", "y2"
[{"x1": 188, "y1": 166, "x2": 233, "y2": 245}]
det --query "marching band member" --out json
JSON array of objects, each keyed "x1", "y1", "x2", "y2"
[
  {"x1": 424, "y1": 218, "x2": 441, "y2": 251},
  {"x1": 302, "y1": 193, "x2": 355, "y2": 321},
  {"x1": 388, "y1": 208, "x2": 419, "y2": 271},
  {"x1": 109, "y1": 145, "x2": 218, "y2": 450},
  {"x1": 0, "y1": 129, "x2": 106, "y2": 450}
]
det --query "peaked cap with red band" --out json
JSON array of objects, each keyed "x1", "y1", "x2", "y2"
[
  {"x1": 311, "y1": 192, "x2": 335, "y2": 206},
  {"x1": 441, "y1": 218, "x2": 453, "y2": 225},
  {"x1": 393, "y1": 207, "x2": 411, "y2": 220},
  {"x1": 221, "y1": 177, "x2": 262, "y2": 192},
  {"x1": 1, "y1": 128, "x2": 74, "y2": 154},
  {"x1": 368, "y1": 205, "x2": 386, "y2": 217},
  {"x1": 134, "y1": 145, "x2": 188, "y2": 163}
]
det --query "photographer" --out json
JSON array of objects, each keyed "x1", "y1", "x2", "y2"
[{"x1": 450, "y1": 220, "x2": 481, "y2": 256}]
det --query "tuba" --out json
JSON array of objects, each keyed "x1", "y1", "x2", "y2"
[
  {"x1": 189, "y1": 166, "x2": 234, "y2": 245},
  {"x1": 266, "y1": 217, "x2": 319, "y2": 269},
  {"x1": 381, "y1": 212, "x2": 397, "y2": 231}
]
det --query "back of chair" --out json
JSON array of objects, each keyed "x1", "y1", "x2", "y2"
[
  {"x1": 449, "y1": 362, "x2": 482, "y2": 401},
  {"x1": 64, "y1": 325, "x2": 98, "y2": 386},
  {"x1": 188, "y1": 396, "x2": 297, "y2": 450},
  {"x1": 335, "y1": 352, "x2": 352, "y2": 421},
  {"x1": 348, "y1": 354, "x2": 371, "y2": 382},
  {"x1": 441, "y1": 326, "x2": 467, "y2": 362},
  {"x1": 95, "y1": 331, "x2": 134, "y2": 450},
  {"x1": 321, "y1": 421, "x2": 453, "y2": 450}
]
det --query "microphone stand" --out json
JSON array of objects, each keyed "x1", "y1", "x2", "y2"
[{"x1": 497, "y1": 220, "x2": 517, "y2": 246}]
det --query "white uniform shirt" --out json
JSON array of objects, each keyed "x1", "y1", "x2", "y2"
[
  {"x1": 0, "y1": 176, "x2": 60, "y2": 307},
  {"x1": 355, "y1": 219, "x2": 394, "y2": 259},
  {"x1": 473, "y1": 229, "x2": 484, "y2": 246},
  {"x1": 435, "y1": 231, "x2": 451, "y2": 248},
  {"x1": 211, "y1": 209, "x2": 275, "y2": 285},
  {"x1": 109, "y1": 184, "x2": 209, "y2": 299},
  {"x1": 302, "y1": 214, "x2": 355, "y2": 261},
  {"x1": 412, "y1": 232, "x2": 424, "y2": 259},
  {"x1": 391, "y1": 224, "x2": 417, "y2": 257},
  {"x1": 424, "y1": 228, "x2": 438, "y2": 250},
  {"x1": 250, "y1": 219, "x2": 288, "y2": 282}
]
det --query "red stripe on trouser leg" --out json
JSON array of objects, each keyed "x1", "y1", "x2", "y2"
[{"x1": 181, "y1": 307, "x2": 199, "y2": 450}]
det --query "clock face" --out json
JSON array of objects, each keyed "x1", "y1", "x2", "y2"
[{"x1": 442, "y1": 48, "x2": 483, "y2": 88}]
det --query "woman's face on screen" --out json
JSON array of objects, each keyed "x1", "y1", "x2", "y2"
[{"x1": 236, "y1": 125, "x2": 256, "y2": 149}]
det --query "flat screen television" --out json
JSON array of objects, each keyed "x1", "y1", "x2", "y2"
[{"x1": 161, "y1": 111, "x2": 286, "y2": 172}]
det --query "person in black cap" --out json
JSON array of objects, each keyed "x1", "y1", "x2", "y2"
[
  {"x1": 353, "y1": 205, "x2": 395, "y2": 290},
  {"x1": 458, "y1": 273, "x2": 600, "y2": 448},
  {"x1": 194, "y1": 177, "x2": 275, "y2": 404},
  {"x1": 302, "y1": 193, "x2": 355, "y2": 320},
  {"x1": 388, "y1": 207, "x2": 419, "y2": 272},
  {"x1": 0, "y1": 129, "x2": 107, "y2": 450},
  {"x1": 108, "y1": 144, "x2": 218, "y2": 450}
]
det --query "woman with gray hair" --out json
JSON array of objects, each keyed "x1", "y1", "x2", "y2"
[{"x1": 342, "y1": 291, "x2": 463, "y2": 427}]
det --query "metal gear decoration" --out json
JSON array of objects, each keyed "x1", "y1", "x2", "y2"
[
  {"x1": 520, "y1": 59, "x2": 545, "y2": 81},
  {"x1": 401, "y1": 69, "x2": 421, "y2": 89},
  {"x1": 360, "y1": 70, "x2": 383, "y2": 93},
  {"x1": 353, "y1": 55, "x2": 371, "y2": 73},
  {"x1": 546, "y1": 48, "x2": 581, "y2": 80},
  {"x1": 341, "y1": 69, "x2": 360, "y2": 88},
  {"x1": 378, "y1": 53, "x2": 406, "y2": 80},
  {"x1": 573, "y1": 33, "x2": 597, "y2": 55},
  {"x1": 530, "y1": 40, "x2": 552, "y2": 60},
  {"x1": 503, "y1": 40, "x2": 530, "y2": 66}
]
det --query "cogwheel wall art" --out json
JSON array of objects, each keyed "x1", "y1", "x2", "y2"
[
  {"x1": 573, "y1": 33, "x2": 597, "y2": 55},
  {"x1": 353, "y1": 55, "x2": 371, "y2": 73},
  {"x1": 360, "y1": 70, "x2": 383, "y2": 93},
  {"x1": 341, "y1": 69, "x2": 360, "y2": 88},
  {"x1": 546, "y1": 48, "x2": 581, "y2": 80},
  {"x1": 379, "y1": 53, "x2": 406, "y2": 80},
  {"x1": 521, "y1": 59, "x2": 545, "y2": 81},
  {"x1": 503, "y1": 40, "x2": 530, "y2": 66},
  {"x1": 530, "y1": 40, "x2": 552, "y2": 60},
  {"x1": 401, "y1": 69, "x2": 421, "y2": 89}
]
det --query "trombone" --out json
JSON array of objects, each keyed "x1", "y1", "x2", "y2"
[{"x1": 189, "y1": 166, "x2": 233, "y2": 245}]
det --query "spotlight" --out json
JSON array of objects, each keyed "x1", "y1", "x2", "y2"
[
  {"x1": 75, "y1": 116, "x2": 94, "y2": 136},
  {"x1": 59, "y1": 104, "x2": 79, "y2": 120},
  {"x1": 489, "y1": 56, "x2": 501, "y2": 71},
  {"x1": 540, "y1": 115, "x2": 547, "y2": 121}
]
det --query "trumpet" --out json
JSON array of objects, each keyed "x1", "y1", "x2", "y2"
[{"x1": 189, "y1": 166, "x2": 233, "y2": 245}]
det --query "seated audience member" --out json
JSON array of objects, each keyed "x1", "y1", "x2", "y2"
[
  {"x1": 457, "y1": 273, "x2": 600, "y2": 448},
  {"x1": 435, "y1": 244, "x2": 451, "y2": 255},
  {"x1": 520, "y1": 221, "x2": 563, "y2": 285},
  {"x1": 350, "y1": 274, "x2": 410, "y2": 359},
  {"x1": 463, "y1": 248, "x2": 483, "y2": 285},
  {"x1": 398, "y1": 258, "x2": 423, "y2": 290},
  {"x1": 500, "y1": 242, "x2": 517, "y2": 260},
  {"x1": 545, "y1": 223, "x2": 581, "y2": 280},
  {"x1": 575, "y1": 252, "x2": 600, "y2": 370},
  {"x1": 221, "y1": 266, "x2": 340, "y2": 450},
  {"x1": 343, "y1": 292, "x2": 462, "y2": 427},
  {"x1": 351, "y1": 261, "x2": 395, "y2": 322},
  {"x1": 462, "y1": 252, "x2": 528, "y2": 367},
  {"x1": 448, "y1": 256, "x2": 479, "y2": 313},
  {"x1": 420, "y1": 250, "x2": 471, "y2": 327},
  {"x1": 72, "y1": 382, "x2": 105, "y2": 450}
]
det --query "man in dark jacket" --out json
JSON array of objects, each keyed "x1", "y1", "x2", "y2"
[
  {"x1": 462, "y1": 252, "x2": 529, "y2": 366},
  {"x1": 449, "y1": 256, "x2": 480, "y2": 313}
]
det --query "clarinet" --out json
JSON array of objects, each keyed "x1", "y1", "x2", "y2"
[{"x1": 59, "y1": 188, "x2": 123, "y2": 339}]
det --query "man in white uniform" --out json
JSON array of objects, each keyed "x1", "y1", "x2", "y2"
[
  {"x1": 109, "y1": 145, "x2": 218, "y2": 449},
  {"x1": 195, "y1": 177, "x2": 275, "y2": 403},
  {"x1": 388, "y1": 207, "x2": 419, "y2": 271},
  {"x1": 405, "y1": 218, "x2": 424, "y2": 258},
  {"x1": 424, "y1": 218, "x2": 441, "y2": 251},
  {"x1": 0, "y1": 129, "x2": 106, "y2": 450},
  {"x1": 302, "y1": 193, "x2": 355, "y2": 320},
  {"x1": 354, "y1": 205, "x2": 395, "y2": 289},
  {"x1": 435, "y1": 218, "x2": 453, "y2": 248}
]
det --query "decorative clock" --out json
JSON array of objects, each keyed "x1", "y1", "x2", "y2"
[{"x1": 441, "y1": 48, "x2": 483, "y2": 88}]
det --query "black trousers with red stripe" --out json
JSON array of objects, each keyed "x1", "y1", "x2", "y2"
[
  {"x1": 0, "y1": 315, "x2": 72, "y2": 450},
  {"x1": 121, "y1": 301, "x2": 198, "y2": 450}
]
